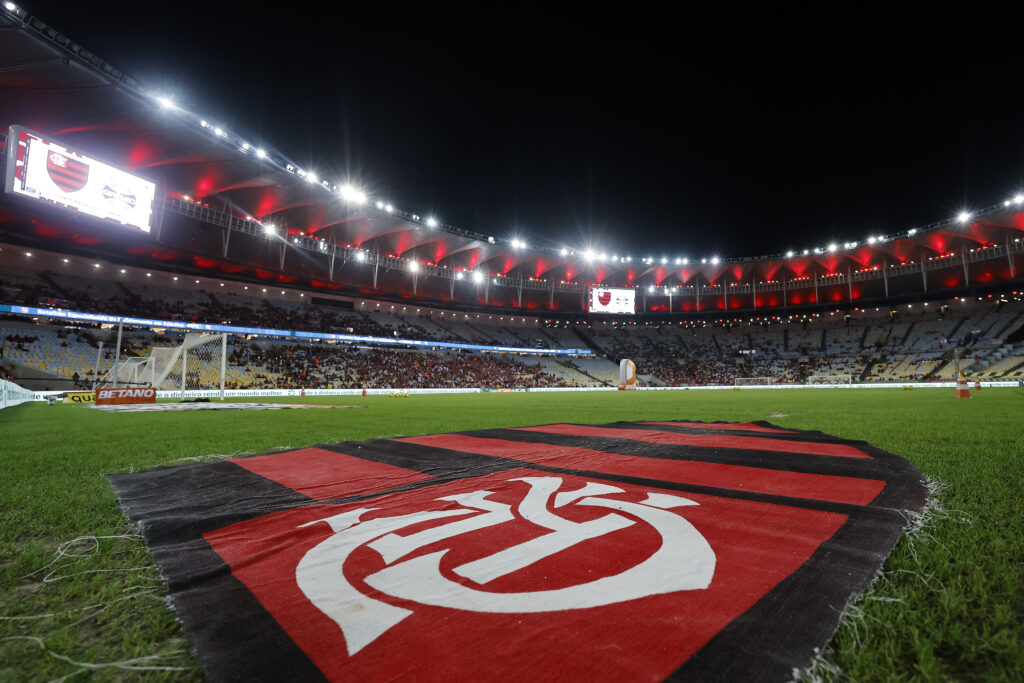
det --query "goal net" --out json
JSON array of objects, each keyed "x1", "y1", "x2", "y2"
[
  {"x1": 100, "y1": 333, "x2": 227, "y2": 399},
  {"x1": 807, "y1": 374, "x2": 853, "y2": 385},
  {"x1": 735, "y1": 377, "x2": 774, "y2": 386}
]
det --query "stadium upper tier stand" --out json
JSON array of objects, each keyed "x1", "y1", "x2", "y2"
[
  {"x1": 3, "y1": 251, "x2": 1023, "y2": 391},
  {"x1": 1, "y1": 2, "x2": 1022, "y2": 361}
]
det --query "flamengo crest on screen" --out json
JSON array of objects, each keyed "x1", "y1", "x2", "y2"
[
  {"x1": 296, "y1": 475, "x2": 715, "y2": 655},
  {"x1": 588, "y1": 286, "x2": 636, "y2": 314}
]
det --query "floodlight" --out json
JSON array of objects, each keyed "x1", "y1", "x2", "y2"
[
  {"x1": 256, "y1": 148, "x2": 266, "y2": 159},
  {"x1": 426, "y1": 217, "x2": 438, "y2": 228},
  {"x1": 340, "y1": 185, "x2": 367, "y2": 204},
  {"x1": 409, "y1": 261, "x2": 419, "y2": 272},
  {"x1": 560, "y1": 248, "x2": 568, "y2": 257},
  {"x1": 472, "y1": 271, "x2": 483, "y2": 283},
  {"x1": 786, "y1": 250, "x2": 794, "y2": 257},
  {"x1": 356, "y1": 250, "x2": 366, "y2": 262},
  {"x1": 710, "y1": 257, "x2": 719, "y2": 265},
  {"x1": 957, "y1": 211, "x2": 971, "y2": 223}
]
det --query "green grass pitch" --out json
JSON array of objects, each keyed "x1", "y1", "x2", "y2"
[{"x1": 1, "y1": 388, "x2": 1022, "y2": 681}]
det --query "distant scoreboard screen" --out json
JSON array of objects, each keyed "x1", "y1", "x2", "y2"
[
  {"x1": 4, "y1": 125, "x2": 156, "y2": 232},
  {"x1": 587, "y1": 286, "x2": 636, "y2": 315}
]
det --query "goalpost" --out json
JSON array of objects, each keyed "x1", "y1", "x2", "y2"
[
  {"x1": 807, "y1": 374, "x2": 853, "y2": 385},
  {"x1": 100, "y1": 333, "x2": 228, "y2": 399},
  {"x1": 735, "y1": 377, "x2": 774, "y2": 386}
]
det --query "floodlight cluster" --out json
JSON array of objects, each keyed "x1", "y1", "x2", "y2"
[{"x1": 140, "y1": 88, "x2": 1024, "y2": 274}]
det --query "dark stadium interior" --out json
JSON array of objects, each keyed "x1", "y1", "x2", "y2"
[{"x1": 1, "y1": 3, "x2": 1023, "y2": 395}]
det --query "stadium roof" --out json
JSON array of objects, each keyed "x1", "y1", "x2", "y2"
[{"x1": 1, "y1": 3, "x2": 1023, "y2": 311}]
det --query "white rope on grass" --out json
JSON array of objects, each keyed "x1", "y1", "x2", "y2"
[{"x1": 21, "y1": 534, "x2": 155, "y2": 584}]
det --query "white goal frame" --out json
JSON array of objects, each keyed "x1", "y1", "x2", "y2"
[{"x1": 100, "y1": 333, "x2": 227, "y2": 399}]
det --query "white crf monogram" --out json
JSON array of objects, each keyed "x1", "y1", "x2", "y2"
[{"x1": 295, "y1": 476, "x2": 716, "y2": 655}]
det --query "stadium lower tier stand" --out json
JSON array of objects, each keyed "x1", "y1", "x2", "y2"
[{"x1": 3, "y1": 254, "x2": 1024, "y2": 391}]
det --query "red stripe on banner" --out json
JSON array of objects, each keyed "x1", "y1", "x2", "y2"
[
  {"x1": 638, "y1": 421, "x2": 794, "y2": 434},
  {"x1": 514, "y1": 424, "x2": 871, "y2": 459},
  {"x1": 399, "y1": 435, "x2": 884, "y2": 505},
  {"x1": 231, "y1": 448, "x2": 432, "y2": 501}
]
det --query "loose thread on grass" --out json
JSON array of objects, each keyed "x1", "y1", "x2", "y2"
[
  {"x1": 792, "y1": 476, "x2": 957, "y2": 682},
  {"x1": 157, "y1": 443, "x2": 296, "y2": 467},
  {"x1": 2, "y1": 635, "x2": 192, "y2": 678},
  {"x1": 793, "y1": 645, "x2": 845, "y2": 683},
  {"x1": 21, "y1": 534, "x2": 154, "y2": 584}
]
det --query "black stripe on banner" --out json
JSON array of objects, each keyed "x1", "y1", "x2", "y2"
[
  {"x1": 609, "y1": 419, "x2": 869, "y2": 444},
  {"x1": 108, "y1": 459, "x2": 313, "y2": 545},
  {"x1": 669, "y1": 503, "x2": 911, "y2": 682},
  {"x1": 448, "y1": 423, "x2": 927, "y2": 512},
  {"x1": 456, "y1": 427, "x2": 893, "y2": 478},
  {"x1": 327, "y1": 439, "x2": 887, "y2": 517}
]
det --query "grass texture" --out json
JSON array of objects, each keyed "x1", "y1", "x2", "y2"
[{"x1": 1, "y1": 388, "x2": 1022, "y2": 681}]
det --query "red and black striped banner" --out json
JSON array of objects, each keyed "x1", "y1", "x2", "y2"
[{"x1": 108, "y1": 420, "x2": 928, "y2": 682}]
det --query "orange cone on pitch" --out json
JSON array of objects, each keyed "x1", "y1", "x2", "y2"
[
  {"x1": 955, "y1": 371, "x2": 971, "y2": 399},
  {"x1": 974, "y1": 378, "x2": 983, "y2": 391}
]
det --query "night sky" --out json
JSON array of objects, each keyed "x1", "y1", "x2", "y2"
[{"x1": 22, "y1": 3, "x2": 1024, "y2": 260}]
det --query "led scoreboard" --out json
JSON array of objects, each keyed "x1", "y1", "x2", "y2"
[
  {"x1": 587, "y1": 286, "x2": 636, "y2": 314},
  {"x1": 4, "y1": 125, "x2": 157, "y2": 233}
]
